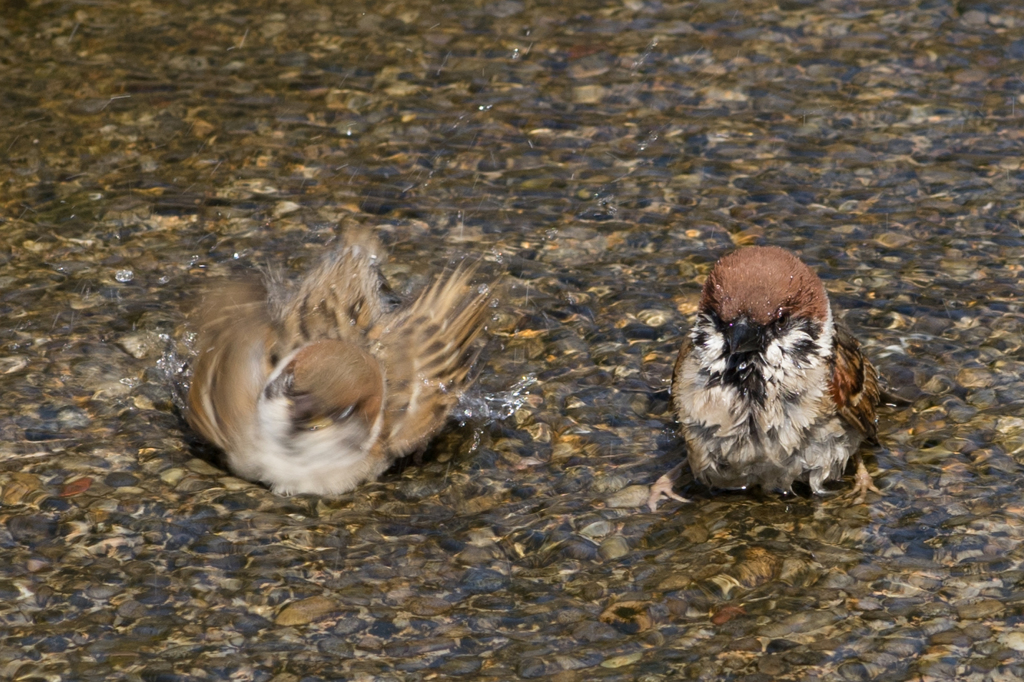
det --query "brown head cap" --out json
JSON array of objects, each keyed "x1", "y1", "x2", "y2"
[
  {"x1": 289, "y1": 340, "x2": 384, "y2": 426},
  {"x1": 699, "y1": 246, "x2": 829, "y2": 325}
]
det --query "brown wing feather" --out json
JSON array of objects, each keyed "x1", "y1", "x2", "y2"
[
  {"x1": 185, "y1": 281, "x2": 274, "y2": 451},
  {"x1": 376, "y1": 263, "x2": 492, "y2": 458},
  {"x1": 828, "y1": 323, "x2": 880, "y2": 445},
  {"x1": 670, "y1": 335, "x2": 692, "y2": 415},
  {"x1": 279, "y1": 228, "x2": 387, "y2": 347}
]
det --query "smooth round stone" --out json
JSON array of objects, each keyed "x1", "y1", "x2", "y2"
[
  {"x1": 598, "y1": 535, "x2": 630, "y2": 560},
  {"x1": 233, "y1": 613, "x2": 271, "y2": 635},
  {"x1": 7, "y1": 515, "x2": 58, "y2": 545},
  {"x1": 999, "y1": 632, "x2": 1024, "y2": 652},
  {"x1": 571, "y1": 620, "x2": 620, "y2": 642},
  {"x1": 405, "y1": 597, "x2": 452, "y2": 617},
  {"x1": 459, "y1": 568, "x2": 509, "y2": 594},
  {"x1": 604, "y1": 485, "x2": 651, "y2": 508},
  {"x1": 579, "y1": 520, "x2": 613, "y2": 539},
  {"x1": 275, "y1": 596, "x2": 339, "y2": 626},
  {"x1": 438, "y1": 657, "x2": 483, "y2": 676},
  {"x1": 105, "y1": 472, "x2": 139, "y2": 488},
  {"x1": 601, "y1": 652, "x2": 642, "y2": 669},
  {"x1": 956, "y1": 600, "x2": 1004, "y2": 620}
]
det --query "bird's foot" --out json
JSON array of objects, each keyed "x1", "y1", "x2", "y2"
[
  {"x1": 647, "y1": 464, "x2": 688, "y2": 512},
  {"x1": 845, "y1": 457, "x2": 880, "y2": 504}
]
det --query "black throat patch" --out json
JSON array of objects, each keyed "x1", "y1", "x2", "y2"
[{"x1": 708, "y1": 350, "x2": 767, "y2": 405}]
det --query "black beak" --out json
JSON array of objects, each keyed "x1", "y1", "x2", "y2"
[{"x1": 726, "y1": 318, "x2": 763, "y2": 355}]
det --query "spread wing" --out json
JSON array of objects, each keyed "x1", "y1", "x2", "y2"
[
  {"x1": 277, "y1": 228, "x2": 389, "y2": 348},
  {"x1": 185, "y1": 281, "x2": 274, "y2": 451},
  {"x1": 828, "y1": 323, "x2": 880, "y2": 445},
  {"x1": 375, "y1": 263, "x2": 491, "y2": 458}
]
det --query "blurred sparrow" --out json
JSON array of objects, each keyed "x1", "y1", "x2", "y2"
[
  {"x1": 648, "y1": 246, "x2": 880, "y2": 511},
  {"x1": 185, "y1": 231, "x2": 492, "y2": 496}
]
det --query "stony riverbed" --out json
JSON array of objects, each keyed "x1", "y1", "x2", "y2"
[{"x1": 2, "y1": 0, "x2": 1024, "y2": 679}]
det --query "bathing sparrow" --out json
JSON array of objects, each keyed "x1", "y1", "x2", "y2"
[
  {"x1": 648, "y1": 246, "x2": 880, "y2": 511},
  {"x1": 185, "y1": 230, "x2": 492, "y2": 496}
]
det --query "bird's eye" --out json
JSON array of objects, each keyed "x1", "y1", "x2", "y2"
[{"x1": 776, "y1": 311, "x2": 791, "y2": 328}]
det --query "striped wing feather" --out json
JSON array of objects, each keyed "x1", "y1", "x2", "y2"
[
  {"x1": 279, "y1": 229, "x2": 388, "y2": 348},
  {"x1": 828, "y1": 323, "x2": 880, "y2": 445},
  {"x1": 377, "y1": 263, "x2": 491, "y2": 458}
]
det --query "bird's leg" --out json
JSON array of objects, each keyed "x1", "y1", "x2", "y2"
[
  {"x1": 647, "y1": 463, "x2": 689, "y2": 512},
  {"x1": 846, "y1": 451, "x2": 880, "y2": 503}
]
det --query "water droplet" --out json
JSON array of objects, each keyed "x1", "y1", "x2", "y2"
[{"x1": 114, "y1": 269, "x2": 134, "y2": 283}]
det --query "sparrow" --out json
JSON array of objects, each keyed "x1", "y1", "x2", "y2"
[
  {"x1": 184, "y1": 230, "x2": 492, "y2": 496},
  {"x1": 648, "y1": 245, "x2": 880, "y2": 511}
]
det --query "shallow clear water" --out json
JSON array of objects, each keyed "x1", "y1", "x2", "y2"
[{"x1": 2, "y1": 0, "x2": 1024, "y2": 679}]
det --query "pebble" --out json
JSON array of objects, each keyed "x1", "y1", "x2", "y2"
[
  {"x1": 405, "y1": 597, "x2": 452, "y2": 617},
  {"x1": 579, "y1": 520, "x2": 613, "y2": 538},
  {"x1": 760, "y1": 611, "x2": 842, "y2": 638},
  {"x1": 571, "y1": 620, "x2": 620, "y2": 642},
  {"x1": 117, "y1": 332, "x2": 165, "y2": 360},
  {"x1": 999, "y1": 632, "x2": 1024, "y2": 652},
  {"x1": 601, "y1": 652, "x2": 642, "y2": 668},
  {"x1": 598, "y1": 535, "x2": 630, "y2": 560},
  {"x1": 275, "y1": 596, "x2": 339, "y2": 626},
  {"x1": 956, "y1": 600, "x2": 1004, "y2": 620},
  {"x1": 460, "y1": 568, "x2": 510, "y2": 594},
  {"x1": 604, "y1": 485, "x2": 651, "y2": 509}
]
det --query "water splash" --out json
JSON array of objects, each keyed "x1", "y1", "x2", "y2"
[
  {"x1": 456, "y1": 374, "x2": 537, "y2": 425},
  {"x1": 156, "y1": 332, "x2": 196, "y2": 413}
]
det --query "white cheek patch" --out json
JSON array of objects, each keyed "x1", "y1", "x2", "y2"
[
  {"x1": 703, "y1": 331, "x2": 724, "y2": 359},
  {"x1": 777, "y1": 328, "x2": 808, "y2": 353},
  {"x1": 819, "y1": 308, "x2": 835, "y2": 354},
  {"x1": 691, "y1": 322, "x2": 726, "y2": 376},
  {"x1": 764, "y1": 342, "x2": 784, "y2": 368}
]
